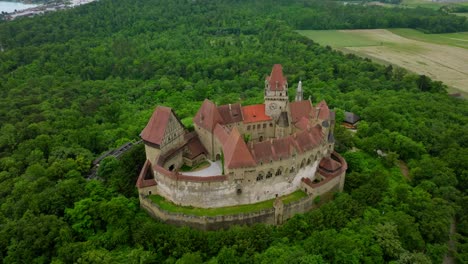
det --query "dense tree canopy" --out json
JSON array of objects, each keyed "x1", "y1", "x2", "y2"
[{"x1": 0, "y1": 0, "x2": 467, "y2": 263}]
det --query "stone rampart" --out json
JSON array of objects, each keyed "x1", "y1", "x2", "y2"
[{"x1": 139, "y1": 169, "x2": 342, "y2": 230}]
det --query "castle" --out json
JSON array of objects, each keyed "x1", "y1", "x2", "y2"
[{"x1": 136, "y1": 64, "x2": 347, "y2": 228}]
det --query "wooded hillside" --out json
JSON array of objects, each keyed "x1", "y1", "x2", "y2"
[{"x1": 0, "y1": 0, "x2": 467, "y2": 263}]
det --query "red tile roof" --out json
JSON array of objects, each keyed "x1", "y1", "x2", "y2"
[
  {"x1": 272, "y1": 137, "x2": 293, "y2": 160},
  {"x1": 242, "y1": 104, "x2": 272, "y2": 124},
  {"x1": 218, "y1": 103, "x2": 243, "y2": 124},
  {"x1": 136, "y1": 160, "x2": 157, "y2": 188},
  {"x1": 185, "y1": 136, "x2": 207, "y2": 159},
  {"x1": 266, "y1": 64, "x2": 287, "y2": 91},
  {"x1": 319, "y1": 156, "x2": 342, "y2": 172},
  {"x1": 316, "y1": 100, "x2": 330, "y2": 120},
  {"x1": 252, "y1": 140, "x2": 274, "y2": 163},
  {"x1": 214, "y1": 123, "x2": 229, "y2": 145},
  {"x1": 141, "y1": 106, "x2": 172, "y2": 146},
  {"x1": 295, "y1": 116, "x2": 310, "y2": 131},
  {"x1": 250, "y1": 126, "x2": 324, "y2": 162},
  {"x1": 223, "y1": 127, "x2": 256, "y2": 169},
  {"x1": 194, "y1": 99, "x2": 224, "y2": 131},
  {"x1": 290, "y1": 100, "x2": 314, "y2": 123}
]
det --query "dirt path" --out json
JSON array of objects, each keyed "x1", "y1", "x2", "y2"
[
  {"x1": 397, "y1": 160, "x2": 410, "y2": 180},
  {"x1": 443, "y1": 218, "x2": 456, "y2": 264}
]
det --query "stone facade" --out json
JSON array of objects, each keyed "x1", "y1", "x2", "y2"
[
  {"x1": 139, "y1": 162, "x2": 344, "y2": 231},
  {"x1": 136, "y1": 64, "x2": 347, "y2": 227}
]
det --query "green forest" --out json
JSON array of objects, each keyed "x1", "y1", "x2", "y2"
[{"x1": 0, "y1": 0, "x2": 467, "y2": 263}]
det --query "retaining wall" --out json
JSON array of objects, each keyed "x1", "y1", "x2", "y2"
[{"x1": 139, "y1": 170, "x2": 342, "y2": 230}]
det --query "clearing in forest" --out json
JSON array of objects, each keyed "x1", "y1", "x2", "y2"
[{"x1": 297, "y1": 29, "x2": 468, "y2": 95}]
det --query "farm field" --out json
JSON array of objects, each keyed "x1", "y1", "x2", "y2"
[
  {"x1": 401, "y1": 0, "x2": 468, "y2": 9},
  {"x1": 297, "y1": 29, "x2": 468, "y2": 95},
  {"x1": 454, "y1": 12, "x2": 468, "y2": 17},
  {"x1": 389, "y1": 28, "x2": 468, "y2": 49}
]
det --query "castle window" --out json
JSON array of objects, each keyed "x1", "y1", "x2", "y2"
[
  {"x1": 270, "y1": 123, "x2": 273, "y2": 127},
  {"x1": 263, "y1": 123, "x2": 266, "y2": 128},
  {"x1": 257, "y1": 124, "x2": 261, "y2": 129},
  {"x1": 275, "y1": 169, "x2": 282, "y2": 176},
  {"x1": 247, "y1": 125, "x2": 251, "y2": 130},
  {"x1": 256, "y1": 174, "x2": 264, "y2": 181},
  {"x1": 307, "y1": 158, "x2": 311, "y2": 165},
  {"x1": 266, "y1": 171, "x2": 273, "y2": 179},
  {"x1": 290, "y1": 167, "x2": 295, "y2": 173}
]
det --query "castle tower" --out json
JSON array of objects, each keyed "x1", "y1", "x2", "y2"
[
  {"x1": 295, "y1": 80, "x2": 303, "y2": 102},
  {"x1": 275, "y1": 111, "x2": 290, "y2": 138},
  {"x1": 265, "y1": 64, "x2": 288, "y2": 120}
]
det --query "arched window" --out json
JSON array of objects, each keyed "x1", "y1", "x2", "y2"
[
  {"x1": 290, "y1": 167, "x2": 295, "y2": 174},
  {"x1": 275, "y1": 168, "x2": 282, "y2": 176},
  {"x1": 300, "y1": 159, "x2": 305, "y2": 168},
  {"x1": 307, "y1": 158, "x2": 311, "y2": 165},
  {"x1": 266, "y1": 171, "x2": 273, "y2": 179},
  {"x1": 256, "y1": 173, "x2": 264, "y2": 181},
  {"x1": 169, "y1": 164, "x2": 175, "y2": 171}
]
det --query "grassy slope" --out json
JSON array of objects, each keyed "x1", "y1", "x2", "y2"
[{"x1": 149, "y1": 190, "x2": 307, "y2": 217}]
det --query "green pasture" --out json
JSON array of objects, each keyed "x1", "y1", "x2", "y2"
[
  {"x1": 149, "y1": 190, "x2": 307, "y2": 217},
  {"x1": 401, "y1": 0, "x2": 468, "y2": 10},
  {"x1": 298, "y1": 29, "x2": 468, "y2": 50},
  {"x1": 296, "y1": 30, "x2": 381, "y2": 48},
  {"x1": 453, "y1": 12, "x2": 468, "y2": 17},
  {"x1": 390, "y1": 28, "x2": 468, "y2": 49}
]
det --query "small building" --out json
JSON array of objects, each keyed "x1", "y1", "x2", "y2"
[{"x1": 342, "y1": 111, "x2": 360, "y2": 129}]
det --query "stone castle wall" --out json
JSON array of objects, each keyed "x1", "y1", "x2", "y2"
[
  {"x1": 139, "y1": 168, "x2": 343, "y2": 230},
  {"x1": 152, "y1": 143, "x2": 330, "y2": 208}
]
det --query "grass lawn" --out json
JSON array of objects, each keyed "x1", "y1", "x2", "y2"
[
  {"x1": 148, "y1": 190, "x2": 307, "y2": 217},
  {"x1": 390, "y1": 28, "x2": 468, "y2": 49},
  {"x1": 296, "y1": 30, "x2": 381, "y2": 48}
]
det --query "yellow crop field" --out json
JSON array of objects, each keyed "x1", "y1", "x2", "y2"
[{"x1": 298, "y1": 29, "x2": 468, "y2": 95}]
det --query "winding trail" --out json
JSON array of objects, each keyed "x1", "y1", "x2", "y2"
[{"x1": 443, "y1": 218, "x2": 456, "y2": 264}]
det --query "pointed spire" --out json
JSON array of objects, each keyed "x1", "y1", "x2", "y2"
[
  {"x1": 266, "y1": 64, "x2": 287, "y2": 91},
  {"x1": 295, "y1": 80, "x2": 303, "y2": 102}
]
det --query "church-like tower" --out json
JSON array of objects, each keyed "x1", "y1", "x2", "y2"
[{"x1": 265, "y1": 64, "x2": 289, "y2": 120}]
